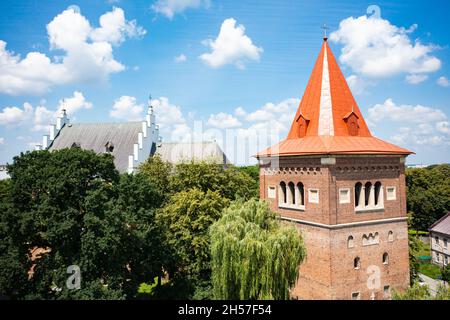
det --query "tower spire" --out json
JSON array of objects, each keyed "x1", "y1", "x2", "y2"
[{"x1": 321, "y1": 23, "x2": 329, "y2": 41}]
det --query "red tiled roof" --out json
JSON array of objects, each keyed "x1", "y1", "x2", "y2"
[{"x1": 257, "y1": 39, "x2": 413, "y2": 157}]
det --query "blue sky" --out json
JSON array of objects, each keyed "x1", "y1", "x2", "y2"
[{"x1": 0, "y1": 0, "x2": 449, "y2": 165}]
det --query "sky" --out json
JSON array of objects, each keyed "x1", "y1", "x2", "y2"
[{"x1": 0, "y1": 0, "x2": 449, "y2": 166}]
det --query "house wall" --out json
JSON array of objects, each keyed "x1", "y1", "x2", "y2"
[{"x1": 430, "y1": 232, "x2": 450, "y2": 267}]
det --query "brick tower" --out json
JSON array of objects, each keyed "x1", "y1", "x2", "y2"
[{"x1": 256, "y1": 37, "x2": 413, "y2": 300}]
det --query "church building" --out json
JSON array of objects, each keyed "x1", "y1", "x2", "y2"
[
  {"x1": 256, "y1": 37, "x2": 413, "y2": 300},
  {"x1": 35, "y1": 102, "x2": 229, "y2": 173}
]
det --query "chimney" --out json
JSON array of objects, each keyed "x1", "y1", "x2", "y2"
[
  {"x1": 49, "y1": 125, "x2": 56, "y2": 141},
  {"x1": 42, "y1": 135, "x2": 49, "y2": 149},
  {"x1": 56, "y1": 109, "x2": 69, "y2": 130},
  {"x1": 128, "y1": 155, "x2": 134, "y2": 174}
]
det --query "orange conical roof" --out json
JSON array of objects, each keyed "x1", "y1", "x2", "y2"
[{"x1": 257, "y1": 38, "x2": 413, "y2": 157}]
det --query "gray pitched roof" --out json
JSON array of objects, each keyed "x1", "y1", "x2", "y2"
[
  {"x1": 430, "y1": 212, "x2": 450, "y2": 236},
  {"x1": 157, "y1": 141, "x2": 230, "y2": 164},
  {"x1": 49, "y1": 122, "x2": 143, "y2": 172}
]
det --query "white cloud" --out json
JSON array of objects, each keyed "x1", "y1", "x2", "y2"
[
  {"x1": 110, "y1": 96, "x2": 144, "y2": 121},
  {"x1": 151, "y1": 96, "x2": 186, "y2": 127},
  {"x1": 329, "y1": 15, "x2": 440, "y2": 79},
  {"x1": 346, "y1": 74, "x2": 371, "y2": 94},
  {"x1": 207, "y1": 112, "x2": 241, "y2": 129},
  {"x1": 0, "y1": 6, "x2": 145, "y2": 95},
  {"x1": 405, "y1": 74, "x2": 428, "y2": 84},
  {"x1": 90, "y1": 7, "x2": 146, "y2": 45},
  {"x1": 0, "y1": 91, "x2": 92, "y2": 131},
  {"x1": 368, "y1": 98, "x2": 450, "y2": 147},
  {"x1": 437, "y1": 76, "x2": 450, "y2": 87},
  {"x1": 368, "y1": 98, "x2": 447, "y2": 123},
  {"x1": 234, "y1": 106, "x2": 247, "y2": 117},
  {"x1": 0, "y1": 137, "x2": 4, "y2": 144},
  {"x1": 200, "y1": 18, "x2": 263, "y2": 69},
  {"x1": 0, "y1": 103, "x2": 33, "y2": 126},
  {"x1": 152, "y1": 0, "x2": 210, "y2": 19},
  {"x1": 175, "y1": 54, "x2": 187, "y2": 63},
  {"x1": 57, "y1": 91, "x2": 93, "y2": 115}
]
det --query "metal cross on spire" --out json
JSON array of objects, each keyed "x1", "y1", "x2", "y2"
[{"x1": 321, "y1": 23, "x2": 329, "y2": 39}]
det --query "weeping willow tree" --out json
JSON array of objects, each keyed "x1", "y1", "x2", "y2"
[{"x1": 209, "y1": 199, "x2": 306, "y2": 300}]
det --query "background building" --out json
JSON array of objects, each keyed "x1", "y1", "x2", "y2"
[{"x1": 429, "y1": 213, "x2": 450, "y2": 267}]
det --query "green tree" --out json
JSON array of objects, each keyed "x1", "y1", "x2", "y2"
[
  {"x1": 170, "y1": 161, "x2": 257, "y2": 200},
  {"x1": 393, "y1": 282, "x2": 450, "y2": 300},
  {"x1": 138, "y1": 154, "x2": 173, "y2": 201},
  {"x1": 442, "y1": 264, "x2": 450, "y2": 282},
  {"x1": 210, "y1": 199, "x2": 306, "y2": 300},
  {"x1": 0, "y1": 149, "x2": 166, "y2": 299},
  {"x1": 157, "y1": 188, "x2": 229, "y2": 279},
  {"x1": 408, "y1": 235, "x2": 420, "y2": 283},
  {"x1": 406, "y1": 164, "x2": 450, "y2": 231}
]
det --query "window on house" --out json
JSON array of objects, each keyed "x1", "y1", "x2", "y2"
[
  {"x1": 351, "y1": 292, "x2": 360, "y2": 300},
  {"x1": 279, "y1": 182, "x2": 287, "y2": 204},
  {"x1": 355, "y1": 182, "x2": 362, "y2": 207},
  {"x1": 288, "y1": 182, "x2": 295, "y2": 205},
  {"x1": 445, "y1": 256, "x2": 448, "y2": 266},
  {"x1": 297, "y1": 182, "x2": 305, "y2": 206},
  {"x1": 444, "y1": 238, "x2": 448, "y2": 248},
  {"x1": 348, "y1": 235, "x2": 354, "y2": 248},
  {"x1": 383, "y1": 252, "x2": 389, "y2": 265},
  {"x1": 374, "y1": 182, "x2": 382, "y2": 206},
  {"x1": 386, "y1": 187, "x2": 396, "y2": 200},
  {"x1": 388, "y1": 231, "x2": 394, "y2": 242},
  {"x1": 308, "y1": 189, "x2": 319, "y2": 204},
  {"x1": 436, "y1": 253, "x2": 440, "y2": 262},
  {"x1": 267, "y1": 186, "x2": 276, "y2": 199},
  {"x1": 354, "y1": 257, "x2": 361, "y2": 269},
  {"x1": 339, "y1": 188, "x2": 350, "y2": 204},
  {"x1": 435, "y1": 236, "x2": 440, "y2": 246},
  {"x1": 105, "y1": 141, "x2": 114, "y2": 153}
]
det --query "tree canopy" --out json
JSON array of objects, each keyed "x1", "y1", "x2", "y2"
[
  {"x1": 0, "y1": 149, "x2": 166, "y2": 299},
  {"x1": 406, "y1": 164, "x2": 450, "y2": 231},
  {"x1": 209, "y1": 199, "x2": 306, "y2": 300}
]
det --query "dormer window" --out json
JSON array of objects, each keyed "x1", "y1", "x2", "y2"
[
  {"x1": 105, "y1": 141, "x2": 114, "y2": 153},
  {"x1": 71, "y1": 142, "x2": 80, "y2": 148},
  {"x1": 343, "y1": 111, "x2": 359, "y2": 136},
  {"x1": 296, "y1": 113, "x2": 310, "y2": 138}
]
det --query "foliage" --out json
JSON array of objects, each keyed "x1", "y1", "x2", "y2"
[
  {"x1": 406, "y1": 164, "x2": 450, "y2": 231},
  {"x1": 442, "y1": 264, "x2": 450, "y2": 282},
  {"x1": 0, "y1": 149, "x2": 166, "y2": 299},
  {"x1": 170, "y1": 161, "x2": 258, "y2": 201},
  {"x1": 408, "y1": 235, "x2": 420, "y2": 283},
  {"x1": 138, "y1": 154, "x2": 173, "y2": 202},
  {"x1": 157, "y1": 188, "x2": 229, "y2": 279},
  {"x1": 393, "y1": 282, "x2": 450, "y2": 300},
  {"x1": 210, "y1": 199, "x2": 306, "y2": 300},
  {"x1": 236, "y1": 165, "x2": 259, "y2": 196}
]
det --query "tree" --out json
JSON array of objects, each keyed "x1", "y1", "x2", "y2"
[
  {"x1": 170, "y1": 161, "x2": 258, "y2": 201},
  {"x1": 157, "y1": 188, "x2": 229, "y2": 279},
  {"x1": 138, "y1": 154, "x2": 173, "y2": 201},
  {"x1": 408, "y1": 235, "x2": 420, "y2": 283},
  {"x1": 0, "y1": 149, "x2": 166, "y2": 299},
  {"x1": 209, "y1": 199, "x2": 306, "y2": 300},
  {"x1": 442, "y1": 264, "x2": 450, "y2": 282},
  {"x1": 406, "y1": 165, "x2": 450, "y2": 231},
  {"x1": 393, "y1": 282, "x2": 450, "y2": 300}
]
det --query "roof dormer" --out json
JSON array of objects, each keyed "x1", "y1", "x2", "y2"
[{"x1": 343, "y1": 111, "x2": 359, "y2": 136}]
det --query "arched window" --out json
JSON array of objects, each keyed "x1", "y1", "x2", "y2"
[
  {"x1": 374, "y1": 181, "x2": 382, "y2": 206},
  {"x1": 374, "y1": 232, "x2": 379, "y2": 243},
  {"x1": 279, "y1": 182, "x2": 287, "y2": 204},
  {"x1": 354, "y1": 257, "x2": 361, "y2": 269},
  {"x1": 355, "y1": 182, "x2": 362, "y2": 207},
  {"x1": 383, "y1": 252, "x2": 389, "y2": 265},
  {"x1": 297, "y1": 182, "x2": 305, "y2": 206},
  {"x1": 362, "y1": 234, "x2": 368, "y2": 246},
  {"x1": 388, "y1": 231, "x2": 394, "y2": 242},
  {"x1": 288, "y1": 182, "x2": 295, "y2": 205},
  {"x1": 347, "y1": 236, "x2": 354, "y2": 248},
  {"x1": 364, "y1": 182, "x2": 372, "y2": 206}
]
